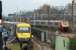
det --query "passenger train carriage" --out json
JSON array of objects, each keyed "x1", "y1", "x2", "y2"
[{"x1": 15, "y1": 23, "x2": 32, "y2": 43}]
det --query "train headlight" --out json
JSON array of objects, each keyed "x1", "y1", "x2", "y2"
[{"x1": 32, "y1": 35, "x2": 34, "y2": 38}]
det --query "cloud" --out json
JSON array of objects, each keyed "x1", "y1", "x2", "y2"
[
  {"x1": 32, "y1": 0, "x2": 51, "y2": 5},
  {"x1": 2, "y1": 0, "x2": 72, "y2": 15},
  {"x1": 32, "y1": 0, "x2": 72, "y2": 6},
  {"x1": 32, "y1": 0, "x2": 41, "y2": 4}
]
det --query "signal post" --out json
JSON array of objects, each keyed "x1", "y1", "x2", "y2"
[{"x1": 0, "y1": 1, "x2": 3, "y2": 50}]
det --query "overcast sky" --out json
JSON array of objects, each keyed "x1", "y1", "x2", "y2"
[{"x1": 1, "y1": 0, "x2": 72, "y2": 16}]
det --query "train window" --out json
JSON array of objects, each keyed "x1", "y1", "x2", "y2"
[
  {"x1": 17, "y1": 27, "x2": 30, "y2": 33},
  {"x1": 36, "y1": 22, "x2": 39, "y2": 24},
  {"x1": 48, "y1": 22, "x2": 52, "y2": 24},
  {"x1": 20, "y1": 28, "x2": 28, "y2": 30},
  {"x1": 41, "y1": 22, "x2": 45, "y2": 24},
  {"x1": 54, "y1": 23, "x2": 58, "y2": 25}
]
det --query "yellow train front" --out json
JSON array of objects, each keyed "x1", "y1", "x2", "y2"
[{"x1": 16, "y1": 23, "x2": 32, "y2": 43}]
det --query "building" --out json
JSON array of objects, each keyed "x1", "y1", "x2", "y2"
[
  {"x1": 32, "y1": 4, "x2": 50, "y2": 20},
  {"x1": 32, "y1": 4, "x2": 64, "y2": 20}
]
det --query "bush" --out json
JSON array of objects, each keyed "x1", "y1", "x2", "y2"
[{"x1": 69, "y1": 38, "x2": 76, "y2": 50}]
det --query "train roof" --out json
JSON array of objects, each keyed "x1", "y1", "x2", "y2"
[{"x1": 16, "y1": 23, "x2": 31, "y2": 27}]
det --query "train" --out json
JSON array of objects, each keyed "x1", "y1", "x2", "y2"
[
  {"x1": 15, "y1": 22, "x2": 32, "y2": 43},
  {"x1": 58, "y1": 21, "x2": 71, "y2": 32},
  {"x1": 3, "y1": 20, "x2": 33, "y2": 45}
]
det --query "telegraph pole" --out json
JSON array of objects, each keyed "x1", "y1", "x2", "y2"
[
  {"x1": 0, "y1": 1, "x2": 3, "y2": 50},
  {"x1": 71, "y1": 0, "x2": 76, "y2": 32},
  {"x1": 72, "y1": 0, "x2": 74, "y2": 31}
]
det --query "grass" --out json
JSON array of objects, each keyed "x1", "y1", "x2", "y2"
[
  {"x1": 7, "y1": 42, "x2": 29, "y2": 50},
  {"x1": 69, "y1": 38, "x2": 76, "y2": 50},
  {"x1": 7, "y1": 43, "x2": 20, "y2": 50}
]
